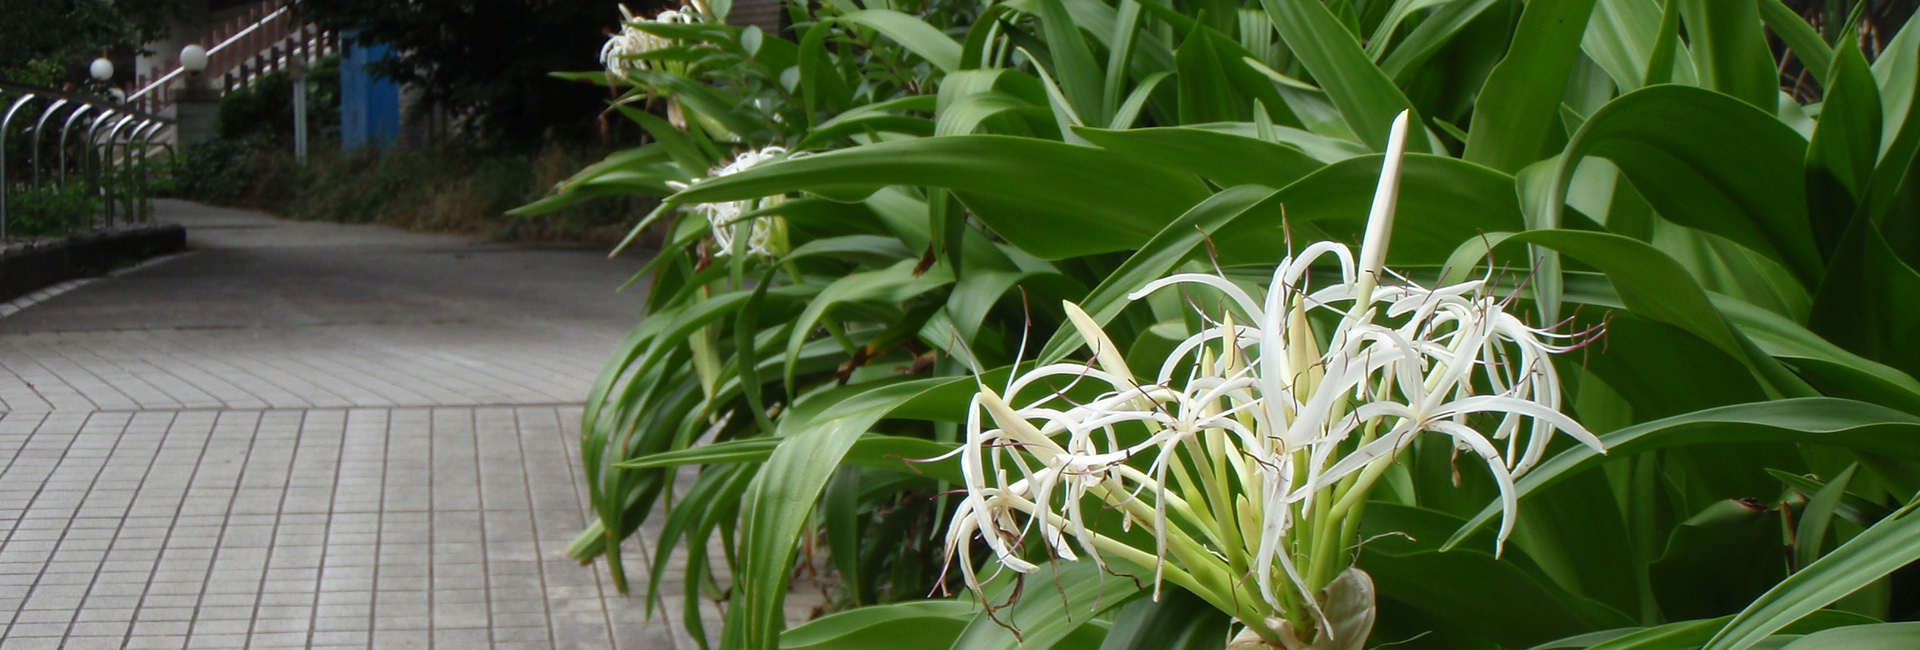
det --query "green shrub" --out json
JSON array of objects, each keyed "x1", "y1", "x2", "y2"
[
  {"x1": 171, "y1": 137, "x2": 647, "y2": 243},
  {"x1": 3, "y1": 182, "x2": 99, "y2": 237}
]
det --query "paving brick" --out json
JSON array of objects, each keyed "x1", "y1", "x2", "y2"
[{"x1": 0, "y1": 201, "x2": 711, "y2": 649}]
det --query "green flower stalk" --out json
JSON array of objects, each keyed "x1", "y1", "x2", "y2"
[{"x1": 942, "y1": 111, "x2": 1605, "y2": 648}]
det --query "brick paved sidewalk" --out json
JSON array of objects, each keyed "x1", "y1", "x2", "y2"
[{"x1": 0, "y1": 201, "x2": 708, "y2": 649}]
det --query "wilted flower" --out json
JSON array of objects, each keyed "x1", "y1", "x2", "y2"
[{"x1": 943, "y1": 111, "x2": 1604, "y2": 649}]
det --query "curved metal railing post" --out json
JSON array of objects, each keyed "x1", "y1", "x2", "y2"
[
  {"x1": 29, "y1": 99, "x2": 72, "y2": 189},
  {"x1": 131, "y1": 121, "x2": 164, "y2": 222},
  {"x1": 99, "y1": 114, "x2": 139, "y2": 228},
  {"x1": 1, "y1": 80, "x2": 175, "y2": 238},
  {"x1": 2, "y1": 91, "x2": 45, "y2": 240},
  {"x1": 56, "y1": 105, "x2": 97, "y2": 189}
]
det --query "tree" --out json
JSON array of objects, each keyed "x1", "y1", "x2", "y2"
[
  {"x1": 0, "y1": 0, "x2": 182, "y2": 86},
  {"x1": 299, "y1": 0, "x2": 637, "y2": 149}
]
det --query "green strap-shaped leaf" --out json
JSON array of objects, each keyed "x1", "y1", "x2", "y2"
[
  {"x1": 1258, "y1": 0, "x2": 1421, "y2": 152},
  {"x1": 726, "y1": 378, "x2": 958, "y2": 650},
  {"x1": 1031, "y1": 0, "x2": 1106, "y2": 126},
  {"x1": 1756, "y1": 0, "x2": 1834, "y2": 89},
  {"x1": 1073, "y1": 126, "x2": 1324, "y2": 188},
  {"x1": 781, "y1": 600, "x2": 980, "y2": 650},
  {"x1": 1870, "y1": 18, "x2": 1918, "y2": 162},
  {"x1": 1809, "y1": 219, "x2": 1920, "y2": 381},
  {"x1": 1038, "y1": 185, "x2": 1279, "y2": 363},
  {"x1": 1676, "y1": 0, "x2": 1778, "y2": 111},
  {"x1": 1777, "y1": 622, "x2": 1920, "y2": 650},
  {"x1": 1805, "y1": 40, "x2": 1883, "y2": 256},
  {"x1": 669, "y1": 136, "x2": 1212, "y2": 259},
  {"x1": 1378, "y1": 0, "x2": 1503, "y2": 82},
  {"x1": 1704, "y1": 502, "x2": 1920, "y2": 650},
  {"x1": 1585, "y1": 0, "x2": 1659, "y2": 93},
  {"x1": 1464, "y1": 0, "x2": 1600, "y2": 173},
  {"x1": 839, "y1": 10, "x2": 964, "y2": 73},
  {"x1": 1174, "y1": 23, "x2": 1237, "y2": 125},
  {"x1": 1443, "y1": 397, "x2": 1920, "y2": 550},
  {"x1": 799, "y1": 21, "x2": 855, "y2": 126},
  {"x1": 1537, "y1": 611, "x2": 1874, "y2": 650},
  {"x1": 1549, "y1": 85, "x2": 1821, "y2": 288},
  {"x1": 948, "y1": 560, "x2": 1145, "y2": 650},
  {"x1": 615, "y1": 433, "x2": 962, "y2": 483}
]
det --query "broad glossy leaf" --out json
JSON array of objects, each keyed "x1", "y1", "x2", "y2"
[
  {"x1": 1258, "y1": 0, "x2": 1420, "y2": 152},
  {"x1": 1095, "y1": 587, "x2": 1229, "y2": 650},
  {"x1": 949, "y1": 561, "x2": 1144, "y2": 650},
  {"x1": 1713, "y1": 295, "x2": 1920, "y2": 415},
  {"x1": 1871, "y1": 18, "x2": 1918, "y2": 161},
  {"x1": 1361, "y1": 504, "x2": 1635, "y2": 648},
  {"x1": 1534, "y1": 611, "x2": 1874, "y2": 650},
  {"x1": 1756, "y1": 0, "x2": 1833, "y2": 88},
  {"x1": 1793, "y1": 465, "x2": 1855, "y2": 570},
  {"x1": 781, "y1": 600, "x2": 979, "y2": 650},
  {"x1": 1553, "y1": 85, "x2": 1821, "y2": 288},
  {"x1": 1584, "y1": 0, "x2": 1664, "y2": 93},
  {"x1": 1378, "y1": 0, "x2": 1502, "y2": 82},
  {"x1": 1704, "y1": 502, "x2": 1920, "y2": 650},
  {"x1": 1676, "y1": 0, "x2": 1778, "y2": 111},
  {"x1": 1175, "y1": 24, "x2": 1237, "y2": 125},
  {"x1": 1208, "y1": 154, "x2": 1526, "y2": 267},
  {"x1": 1809, "y1": 219, "x2": 1920, "y2": 381},
  {"x1": 1806, "y1": 40, "x2": 1882, "y2": 255},
  {"x1": 1073, "y1": 126, "x2": 1324, "y2": 188},
  {"x1": 1445, "y1": 398, "x2": 1920, "y2": 549},
  {"x1": 1463, "y1": 0, "x2": 1598, "y2": 173},
  {"x1": 615, "y1": 433, "x2": 962, "y2": 483},
  {"x1": 840, "y1": 10, "x2": 963, "y2": 73},
  {"x1": 1778, "y1": 622, "x2": 1920, "y2": 649},
  {"x1": 1032, "y1": 0, "x2": 1106, "y2": 126},
  {"x1": 1037, "y1": 186, "x2": 1280, "y2": 363},
  {"x1": 727, "y1": 378, "x2": 958, "y2": 650},
  {"x1": 669, "y1": 136, "x2": 1212, "y2": 259}
]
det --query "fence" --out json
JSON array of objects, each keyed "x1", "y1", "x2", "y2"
[
  {"x1": 127, "y1": 0, "x2": 338, "y2": 117},
  {"x1": 0, "y1": 81, "x2": 175, "y2": 241}
]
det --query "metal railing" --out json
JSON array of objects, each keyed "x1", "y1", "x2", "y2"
[
  {"x1": 1, "y1": 80, "x2": 175, "y2": 241},
  {"x1": 127, "y1": 0, "x2": 337, "y2": 117}
]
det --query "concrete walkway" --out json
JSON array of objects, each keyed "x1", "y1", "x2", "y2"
[{"x1": 0, "y1": 201, "x2": 687, "y2": 648}]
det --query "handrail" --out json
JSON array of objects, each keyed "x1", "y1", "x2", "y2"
[
  {"x1": 1, "y1": 81, "x2": 175, "y2": 238},
  {"x1": 0, "y1": 81, "x2": 175, "y2": 123},
  {"x1": 128, "y1": 4, "x2": 295, "y2": 102}
]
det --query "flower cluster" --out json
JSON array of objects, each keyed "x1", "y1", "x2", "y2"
[
  {"x1": 670, "y1": 147, "x2": 789, "y2": 258},
  {"x1": 600, "y1": 4, "x2": 695, "y2": 78},
  {"x1": 943, "y1": 112, "x2": 1604, "y2": 647}
]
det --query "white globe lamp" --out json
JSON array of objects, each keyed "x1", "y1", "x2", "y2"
[{"x1": 180, "y1": 45, "x2": 209, "y2": 74}]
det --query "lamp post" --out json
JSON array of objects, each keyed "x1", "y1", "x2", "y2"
[
  {"x1": 175, "y1": 44, "x2": 219, "y2": 149},
  {"x1": 289, "y1": 39, "x2": 308, "y2": 165}
]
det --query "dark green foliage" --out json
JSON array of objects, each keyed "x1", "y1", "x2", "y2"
[
  {"x1": 0, "y1": 0, "x2": 182, "y2": 85},
  {"x1": 170, "y1": 137, "x2": 647, "y2": 243},
  {"x1": 218, "y1": 56, "x2": 343, "y2": 144},
  {"x1": 296, "y1": 0, "x2": 622, "y2": 148},
  {"x1": 3, "y1": 182, "x2": 100, "y2": 236}
]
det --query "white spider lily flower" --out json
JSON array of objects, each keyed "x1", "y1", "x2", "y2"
[
  {"x1": 667, "y1": 147, "x2": 788, "y2": 258},
  {"x1": 943, "y1": 111, "x2": 1606, "y2": 648},
  {"x1": 600, "y1": 5, "x2": 695, "y2": 78}
]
